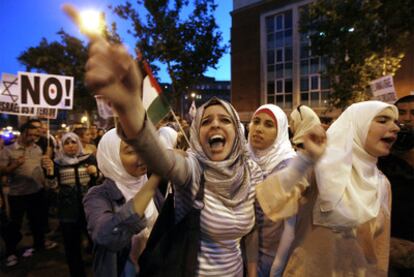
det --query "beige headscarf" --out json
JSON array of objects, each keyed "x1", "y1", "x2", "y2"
[
  {"x1": 189, "y1": 97, "x2": 250, "y2": 207},
  {"x1": 290, "y1": 105, "x2": 321, "y2": 146},
  {"x1": 314, "y1": 101, "x2": 398, "y2": 228}
]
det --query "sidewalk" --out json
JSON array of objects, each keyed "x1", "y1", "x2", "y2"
[{"x1": 1, "y1": 218, "x2": 93, "y2": 277}]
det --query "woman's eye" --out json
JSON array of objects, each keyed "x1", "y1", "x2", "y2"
[
  {"x1": 376, "y1": 117, "x2": 388, "y2": 124},
  {"x1": 221, "y1": 117, "x2": 232, "y2": 124},
  {"x1": 201, "y1": 119, "x2": 210, "y2": 126},
  {"x1": 265, "y1": 122, "x2": 274, "y2": 128}
]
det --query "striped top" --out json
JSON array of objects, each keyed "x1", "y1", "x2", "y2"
[{"x1": 175, "y1": 157, "x2": 263, "y2": 276}]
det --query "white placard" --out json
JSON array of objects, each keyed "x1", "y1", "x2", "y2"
[
  {"x1": 95, "y1": 95, "x2": 116, "y2": 119},
  {"x1": 1, "y1": 73, "x2": 37, "y2": 116},
  {"x1": 18, "y1": 72, "x2": 74, "y2": 109},
  {"x1": 369, "y1": 75, "x2": 397, "y2": 103}
]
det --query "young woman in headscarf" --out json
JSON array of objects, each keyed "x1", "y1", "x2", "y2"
[
  {"x1": 246, "y1": 104, "x2": 309, "y2": 276},
  {"x1": 289, "y1": 105, "x2": 321, "y2": 150},
  {"x1": 74, "y1": 25, "x2": 327, "y2": 275},
  {"x1": 42, "y1": 132, "x2": 98, "y2": 277},
  {"x1": 83, "y1": 129, "x2": 161, "y2": 277},
  {"x1": 257, "y1": 101, "x2": 400, "y2": 276}
]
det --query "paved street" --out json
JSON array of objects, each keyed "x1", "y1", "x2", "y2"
[{"x1": 1, "y1": 218, "x2": 93, "y2": 277}]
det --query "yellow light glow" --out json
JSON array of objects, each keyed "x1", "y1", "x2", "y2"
[
  {"x1": 79, "y1": 10, "x2": 104, "y2": 35},
  {"x1": 81, "y1": 116, "x2": 88, "y2": 123}
]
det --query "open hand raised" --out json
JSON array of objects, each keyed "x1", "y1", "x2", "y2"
[{"x1": 63, "y1": 4, "x2": 145, "y2": 137}]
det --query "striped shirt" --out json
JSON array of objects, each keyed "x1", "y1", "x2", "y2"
[{"x1": 175, "y1": 158, "x2": 263, "y2": 276}]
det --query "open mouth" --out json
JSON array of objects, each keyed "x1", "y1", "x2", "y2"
[
  {"x1": 252, "y1": 134, "x2": 263, "y2": 141},
  {"x1": 208, "y1": 134, "x2": 226, "y2": 150},
  {"x1": 380, "y1": 136, "x2": 396, "y2": 145}
]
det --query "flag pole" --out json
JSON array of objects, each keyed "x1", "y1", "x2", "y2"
[
  {"x1": 47, "y1": 117, "x2": 50, "y2": 154},
  {"x1": 169, "y1": 108, "x2": 191, "y2": 147},
  {"x1": 135, "y1": 48, "x2": 191, "y2": 147}
]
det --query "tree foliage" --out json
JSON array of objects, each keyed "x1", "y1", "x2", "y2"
[
  {"x1": 111, "y1": 0, "x2": 227, "y2": 106},
  {"x1": 18, "y1": 30, "x2": 90, "y2": 112},
  {"x1": 300, "y1": 0, "x2": 414, "y2": 109}
]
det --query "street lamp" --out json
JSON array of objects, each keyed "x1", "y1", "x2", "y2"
[
  {"x1": 81, "y1": 115, "x2": 89, "y2": 126},
  {"x1": 79, "y1": 9, "x2": 104, "y2": 35},
  {"x1": 190, "y1": 92, "x2": 196, "y2": 98}
]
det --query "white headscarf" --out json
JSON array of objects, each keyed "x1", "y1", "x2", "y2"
[
  {"x1": 97, "y1": 129, "x2": 156, "y2": 219},
  {"x1": 290, "y1": 105, "x2": 321, "y2": 146},
  {"x1": 55, "y1": 132, "x2": 90, "y2": 166},
  {"x1": 248, "y1": 104, "x2": 296, "y2": 175},
  {"x1": 189, "y1": 97, "x2": 250, "y2": 207},
  {"x1": 157, "y1": 126, "x2": 178, "y2": 149},
  {"x1": 314, "y1": 101, "x2": 398, "y2": 227}
]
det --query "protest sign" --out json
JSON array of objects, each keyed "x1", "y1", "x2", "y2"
[
  {"x1": 95, "y1": 95, "x2": 116, "y2": 119},
  {"x1": 1, "y1": 73, "x2": 37, "y2": 116},
  {"x1": 18, "y1": 72, "x2": 74, "y2": 110},
  {"x1": 369, "y1": 75, "x2": 397, "y2": 103},
  {"x1": 36, "y1": 107, "x2": 58, "y2": 119}
]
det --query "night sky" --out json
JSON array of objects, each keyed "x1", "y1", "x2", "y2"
[{"x1": 0, "y1": 0, "x2": 232, "y2": 83}]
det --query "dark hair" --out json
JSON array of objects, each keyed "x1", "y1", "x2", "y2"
[
  {"x1": 73, "y1": 127, "x2": 88, "y2": 138},
  {"x1": 395, "y1": 95, "x2": 414, "y2": 105},
  {"x1": 19, "y1": 122, "x2": 37, "y2": 133},
  {"x1": 27, "y1": 118, "x2": 42, "y2": 127}
]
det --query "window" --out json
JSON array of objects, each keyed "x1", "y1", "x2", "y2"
[
  {"x1": 264, "y1": 5, "x2": 330, "y2": 109},
  {"x1": 265, "y1": 9, "x2": 293, "y2": 109},
  {"x1": 298, "y1": 6, "x2": 330, "y2": 107}
]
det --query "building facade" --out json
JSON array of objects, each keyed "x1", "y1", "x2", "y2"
[
  {"x1": 161, "y1": 76, "x2": 231, "y2": 120},
  {"x1": 231, "y1": 0, "x2": 414, "y2": 121}
]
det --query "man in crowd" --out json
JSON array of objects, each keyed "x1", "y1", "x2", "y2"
[
  {"x1": 27, "y1": 119, "x2": 55, "y2": 158},
  {"x1": 0, "y1": 123, "x2": 55, "y2": 267},
  {"x1": 378, "y1": 95, "x2": 414, "y2": 277}
]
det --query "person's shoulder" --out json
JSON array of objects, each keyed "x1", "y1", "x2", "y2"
[
  {"x1": 86, "y1": 178, "x2": 120, "y2": 200},
  {"x1": 5, "y1": 142, "x2": 19, "y2": 151}
]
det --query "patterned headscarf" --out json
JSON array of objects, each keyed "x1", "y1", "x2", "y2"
[{"x1": 188, "y1": 97, "x2": 250, "y2": 207}]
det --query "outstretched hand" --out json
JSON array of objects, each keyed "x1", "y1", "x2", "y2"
[
  {"x1": 63, "y1": 4, "x2": 143, "y2": 112},
  {"x1": 63, "y1": 4, "x2": 145, "y2": 137},
  {"x1": 302, "y1": 124, "x2": 327, "y2": 162}
]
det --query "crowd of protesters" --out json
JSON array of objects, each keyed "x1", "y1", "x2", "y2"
[
  {"x1": 0, "y1": 94, "x2": 413, "y2": 277},
  {"x1": 0, "y1": 7, "x2": 413, "y2": 275}
]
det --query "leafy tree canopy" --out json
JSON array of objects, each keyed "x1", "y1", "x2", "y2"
[
  {"x1": 300, "y1": 0, "x2": 414, "y2": 109},
  {"x1": 111, "y1": 0, "x2": 227, "y2": 105}
]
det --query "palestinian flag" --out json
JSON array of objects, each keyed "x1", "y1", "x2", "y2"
[{"x1": 138, "y1": 51, "x2": 170, "y2": 125}]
